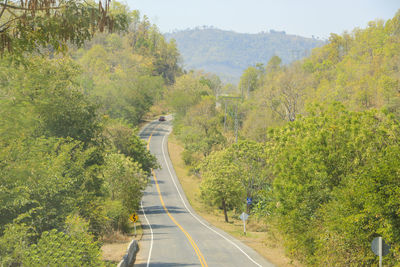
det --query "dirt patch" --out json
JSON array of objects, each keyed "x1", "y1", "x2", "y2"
[
  {"x1": 101, "y1": 227, "x2": 143, "y2": 264},
  {"x1": 167, "y1": 134, "x2": 301, "y2": 267},
  {"x1": 102, "y1": 242, "x2": 131, "y2": 263}
]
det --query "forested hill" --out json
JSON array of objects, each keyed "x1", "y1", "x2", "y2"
[{"x1": 165, "y1": 27, "x2": 324, "y2": 82}]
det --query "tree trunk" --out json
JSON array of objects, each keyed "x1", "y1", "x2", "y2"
[{"x1": 222, "y1": 198, "x2": 229, "y2": 223}]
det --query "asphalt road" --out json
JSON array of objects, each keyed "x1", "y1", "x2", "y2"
[{"x1": 136, "y1": 116, "x2": 275, "y2": 267}]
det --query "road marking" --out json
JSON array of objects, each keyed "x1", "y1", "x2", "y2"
[
  {"x1": 138, "y1": 121, "x2": 160, "y2": 267},
  {"x1": 147, "y1": 127, "x2": 208, "y2": 267},
  {"x1": 140, "y1": 200, "x2": 153, "y2": 267},
  {"x1": 161, "y1": 134, "x2": 263, "y2": 267},
  {"x1": 152, "y1": 169, "x2": 208, "y2": 267}
]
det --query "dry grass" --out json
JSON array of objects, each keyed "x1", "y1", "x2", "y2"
[
  {"x1": 101, "y1": 224, "x2": 143, "y2": 263},
  {"x1": 102, "y1": 242, "x2": 131, "y2": 263},
  {"x1": 167, "y1": 133, "x2": 302, "y2": 267}
]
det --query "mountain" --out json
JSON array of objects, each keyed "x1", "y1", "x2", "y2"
[{"x1": 165, "y1": 27, "x2": 325, "y2": 83}]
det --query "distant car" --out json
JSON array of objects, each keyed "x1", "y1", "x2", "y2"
[{"x1": 159, "y1": 116, "x2": 166, "y2": 121}]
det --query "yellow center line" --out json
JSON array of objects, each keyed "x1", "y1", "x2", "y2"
[{"x1": 146, "y1": 125, "x2": 208, "y2": 267}]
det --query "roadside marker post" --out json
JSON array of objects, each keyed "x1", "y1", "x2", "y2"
[{"x1": 240, "y1": 212, "x2": 249, "y2": 235}]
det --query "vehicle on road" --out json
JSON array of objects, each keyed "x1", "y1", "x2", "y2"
[{"x1": 159, "y1": 116, "x2": 166, "y2": 121}]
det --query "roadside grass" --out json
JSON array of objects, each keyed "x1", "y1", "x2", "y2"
[{"x1": 167, "y1": 133, "x2": 301, "y2": 267}]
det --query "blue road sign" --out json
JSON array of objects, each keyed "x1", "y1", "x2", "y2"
[{"x1": 246, "y1": 197, "x2": 252, "y2": 205}]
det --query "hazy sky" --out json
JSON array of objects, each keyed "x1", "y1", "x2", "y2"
[{"x1": 125, "y1": 0, "x2": 399, "y2": 39}]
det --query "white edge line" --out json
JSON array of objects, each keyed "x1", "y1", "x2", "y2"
[
  {"x1": 141, "y1": 200, "x2": 153, "y2": 267},
  {"x1": 161, "y1": 133, "x2": 263, "y2": 267},
  {"x1": 139, "y1": 121, "x2": 157, "y2": 267}
]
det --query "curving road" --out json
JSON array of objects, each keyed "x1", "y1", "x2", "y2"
[{"x1": 135, "y1": 116, "x2": 274, "y2": 267}]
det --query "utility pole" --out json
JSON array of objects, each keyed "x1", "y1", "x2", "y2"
[
  {"x1": 234, "y1": 103, "x2": 238, "y2": 143},
  {"x1": 224, "y1": 101, "x2": 227, "y2": 132}
]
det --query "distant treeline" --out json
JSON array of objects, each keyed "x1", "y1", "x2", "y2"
[{"x1": 165, "y1": 28, "x2": 324, "y2": 82}]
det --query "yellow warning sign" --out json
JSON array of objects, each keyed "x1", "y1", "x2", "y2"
[{"x1": 129, "y1": 213, "x2": 138, "y2": 223}]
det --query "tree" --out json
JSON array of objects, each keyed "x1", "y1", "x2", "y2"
[
  {"x1": 0, "y1": 0, "x2": 129, "y2": 57},
  {"x1": 179, "y1": 96, "x2": 225, "y2": 164},
  {"x1": 200, "y1": 150, "x2": 244, "y2": 222},
  {"x1": 260, "y1": 103, "x2": 400, "y2": 264},
  {"x1": 239, "y1": 66, "x2": 260, "y2": 99},
  {"x1": 167, "y1": 73, "x2": 211, "y2": 118},
  {"x1": 23, "y1": 218, "x2": 104, "y2": 266},
  {"x1": 105, "y1": 120, "x2": 158, "y2": 174},
  {"x1": 102, "y1": 153, "x2": 148, "y2": 212},
  {"x1": 264, "y1": 63, "x2": 309, "y2": 122},
  {"x1": 199, "y1": 73, "x2": 222, "y2": 96},
  {"x1": 0, "y1": 223, "x2": 32, "y2": 266},
  {"x1": 0, "y1": 137, "x2": 107, "y2": 236},
  {"x1": 265, "y1": 55, "x2": 282, "y2": 73},
  {"x1": 226, "y1": 140, "x2": 269, "y2": 213}
]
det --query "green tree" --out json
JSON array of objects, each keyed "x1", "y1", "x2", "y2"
[
  {"x1": 239, "y1": 65, "x2": 264, "y2": 98},
  {"x1": 179, "y1": 96, "x2": 225, "y2": 164},
  {"x1": 103, "y1": 153, "x2": 148, "y2": 212},
  {"x1": 104, "y1": 120, "x2": 158, "y2": 174},
  {"x1": 0, "y1": 138, "x2": 106, "y2": 235},
  {"x1": 0, "y1": 0, "x2": 129, "y2": 57},
  {"x1": 259, "y1": 103, "x2": 400, "y2": 264},
  {"x1": 200, "y1": 150, "x2": 245, "y2": 222},
  {"x1": 23, "y1": 225, "x2": 103, "y2": 266},
  {"x1": 0, "y1": 224, "x2": 32, "y2": 266},
  {"x1": 226, "y1": 140, "x2": 269, "y2": 213},
  {"x1": 167, "y1": 73, "x2": 211, "y2": 118}
]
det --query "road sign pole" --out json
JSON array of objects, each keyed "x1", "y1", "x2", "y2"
[
  {"x1": 371, "y1": 236, "x2": 390, "y2": 264},
  {"x1": 134, "y1": 222, "x2": 137, "y2": 237},
  {"x1": 239, "y1": 212, "x2": 249, "y2": 236},
  {"x1": 379, "y1": 236, "x2": 382, "y2": 267}
]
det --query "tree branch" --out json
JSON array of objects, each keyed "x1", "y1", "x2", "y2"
[
  {"x1": 0, "y1": 0, "x2": 8, "y2": 19},
  {"x1": 0, "y1": 2, "x2": 62, "y2": 11}
]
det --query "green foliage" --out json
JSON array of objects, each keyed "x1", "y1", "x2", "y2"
[
  {"x1": 199, "y1": 139, "x2": 270, "y2": 220},
  {"x1": 169, "y1": 75, "x2": 226, "y2": 168},
  {"x1": 23, "y1": 228, "x2": 103, "y2": 266},
  {"x1": 200, "y1": 150, "x2": 245, "y2": 222},
  {"x1": 75, "y1": 16, "x2": 180, "y2": 124},
  {"x1": 243, "y1": 12, "x2": 400, "y2": 139},
  {"x1": 239, "y1": 65, "x2": 264, "y2": 98},
  {"x1": 0, "y1": 1, "x2": 167, "y2": 264},
  {"x1": 226, "y1": 140, "x2": 269, "y2": 205},
  {"x1": 103, "y1": 153, "x2": 148, "y2": 212},
  {"x1": 259, "y1": 104, "x2": 400, "y2": 265},
  {"x1": 0, "y1": 223, "x2": 32, "y2": 266},
  {"x1": 1, "y1": 56, "x2": 103, "y2": 147},
  {"x1": 0, "y1": 0, "x2": 129, "y2": 58},
  {"x1": 0, "y1": 137, "x2": 105, "y2": 235},
  {"x1": 167, "y1": 73, "x2": 211, "y2": 118},
  {"x1": 103, "y1": 200, "x2": 130, "y2": 233},
  {"x1": 105, "y1": 120, "x2": 158, "y2": 174},
  {"x1": 181, "y1": 97, "x2": 225, "y2": 156}
]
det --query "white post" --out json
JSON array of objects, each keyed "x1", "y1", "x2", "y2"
[
  {"x1": 134, "y1": 222, "x2": 137, "y2": 236},
  {"x1": 243, "y1": 219, "x2": 246, "y2": 235},
  {"x1": 379, "y1": 236, "x2": 382, "y2": 267}
]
